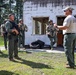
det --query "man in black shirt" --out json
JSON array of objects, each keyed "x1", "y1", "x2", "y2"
[{"x1": 5, "y1": 14, "x2": 20, "y2": 61}]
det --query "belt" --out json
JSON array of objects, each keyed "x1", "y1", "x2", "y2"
[{"x1": 64, "y1": 33, "x2": 76, "y2": 35}]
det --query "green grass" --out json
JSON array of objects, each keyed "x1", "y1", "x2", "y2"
[
  {"x1": 0, "y1": 51, "x2": 76, "y2": 75},
  {"x1": 0, "y1": 36, "x2": 4, "y2": 46},
  {"x1": 0, "y1": 36, "x2": 76, "y2": 75}
]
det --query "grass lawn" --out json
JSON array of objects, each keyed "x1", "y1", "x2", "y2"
[
  {"x1": 0, "y1": 50, "x2": 76, "y2": 75},
  {"x1": 0, "y1": 36, "x2": 4, "y2": 46}
]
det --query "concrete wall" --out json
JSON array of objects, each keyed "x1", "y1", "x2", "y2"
[{"x1": 23, "y1": 2, "x2": 76, "y2": 45}]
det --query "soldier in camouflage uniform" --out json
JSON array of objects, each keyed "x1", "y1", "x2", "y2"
[
  {"x1": 18, "y1": 19, "x2": 28, "y2": 48},
  {"x1": 46, "y1": 20, "x2": 59, "y2": 50},
  {"x1": 1, "y1": 19, "x2": 8, "y2": 50}
]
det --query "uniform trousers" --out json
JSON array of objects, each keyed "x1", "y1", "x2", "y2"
[
  {"x1": 64, "y1": 33, "x2": 76, "y2": 67},
  {"x1": 8, "y1": 35, "x2": 18, "y2": 59}
]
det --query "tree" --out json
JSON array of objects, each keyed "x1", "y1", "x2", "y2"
[
  {"x1": 0, "y1": 0, "x2": 15, "y2": 25},
  {"x1": 0, "y1": 0, "x2": 23, "y2": 25},
  {"x1": 0, "y1": 0, "x2": 6, "y2": 25},
  {"x1": 15, "y1": 0, "x2": 23, "y2": 23}
]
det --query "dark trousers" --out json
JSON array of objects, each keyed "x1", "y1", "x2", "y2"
[
  {"x1": 8, "y1": 35, "x2": 18, "y2": 59},
  {"x1": 3, "y1": 33, "x2": 7, "y2": 49},
  {"x1": 63, "y1": 34, "x2": 76, "y2": 67},
  {"x1": 18, "y1": 31, "x2": 25, "y2": 47}
]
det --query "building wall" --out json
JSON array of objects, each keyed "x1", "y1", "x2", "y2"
[{"x1": 23, "y1": 2, "x2": 76, "y2": 45}]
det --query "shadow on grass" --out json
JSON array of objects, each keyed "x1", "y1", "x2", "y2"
[
  {"x1": 0, "y1": 51, "x2": 8, "y2": 58},
  {"x1": 0, "y1": 51, "x2": 3, "y2": 54},
  {"x1": 0, "y1": 70, "x2": 19, "y2": 75},
  {"x1": 14, "y1": 58, "x2": 54, "y2": 69},
  {"x1": 0, "y1": 51, "x2": 53, "y2": 69}
]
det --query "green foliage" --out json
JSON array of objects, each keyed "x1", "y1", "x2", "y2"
[{"x1": 0, "y1": 0, "x2": 23, "y2": 25}]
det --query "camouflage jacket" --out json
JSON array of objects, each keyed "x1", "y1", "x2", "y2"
[{"x1": 46, "y1": 24, "x2": 58, "y2": 37}]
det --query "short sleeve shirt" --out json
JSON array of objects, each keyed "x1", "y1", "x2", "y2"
[{"x1": 63, "y1": 15, "x2": 76, "y2": 34}]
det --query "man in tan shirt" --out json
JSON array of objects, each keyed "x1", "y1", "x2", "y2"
[{"x1": 55, "y1": 6, "x2": 76, "y2": 69}]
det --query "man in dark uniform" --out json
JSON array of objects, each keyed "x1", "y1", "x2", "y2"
[
  {"x1": 18, "y1": 19, "x2": 28, "y2": 48},
  {"x1": 1, "y1": 19, "x2": 8, "y2": 50},
  {"x1": 5, "y1": 14, "x2": 20, "y2": 61}
]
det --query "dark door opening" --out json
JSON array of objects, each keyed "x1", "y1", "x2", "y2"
[{"x1": 57, "y1": 16, "x2": 65, "y2": 46}]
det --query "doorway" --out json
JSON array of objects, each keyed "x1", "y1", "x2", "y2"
[{"x1": 57, "y1": 16, "x2": 65, "y2": 46}]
